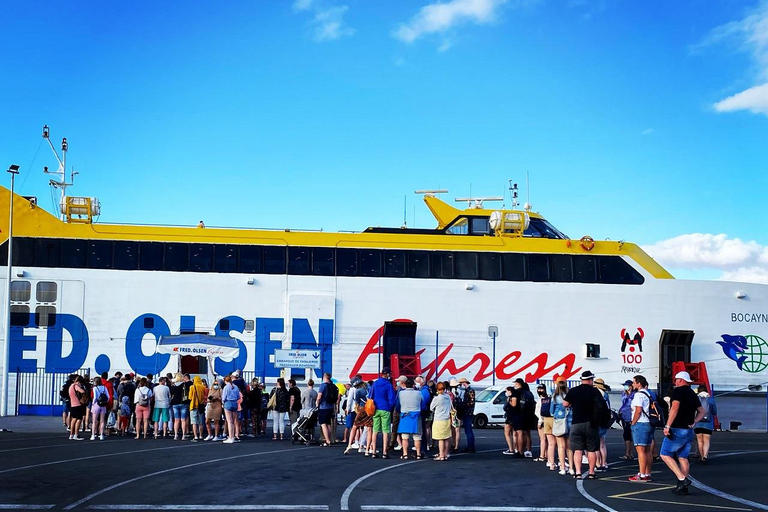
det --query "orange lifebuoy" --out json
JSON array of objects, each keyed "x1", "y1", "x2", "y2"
[{"x1": 580, "y1": 235, "x2": 595, "y2": 251}]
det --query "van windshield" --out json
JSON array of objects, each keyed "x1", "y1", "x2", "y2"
[{"x1": 475, "y1": 389, "x2": 498, "y2": 402}]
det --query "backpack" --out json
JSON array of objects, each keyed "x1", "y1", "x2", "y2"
[
  {"x1": 95, "y1": 386, "x2": 109, "y2": 407},
  {"x1": 700, "y1": 396, "x2": 711, "y2": 422},
  {"x1": 539, "y1": 396, "x2": 552, "y2": 418},
  {"x1": 640, "y1": 390, "x2": 665, "y2": 429},
  {"x1": 138, "y1": 390, "x2": 150, "y2": 407},
  {"x1": 324, "y1": 382, "x2": 339, "y2": 406},
  {"x1": 60, "y1": 382, "x2": 71, "y2": 404},
  {"x1": 521, "y1": 390, "x2": 536, "y2": 418},
  {"x1": 593, "y1": 390, "x2": 613, "y2": 429}
]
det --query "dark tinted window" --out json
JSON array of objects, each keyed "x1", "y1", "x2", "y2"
[
  {"x1": 337, "y1": 249, "x2": 358, "y2": 276},
  {"x1": 35, "y1": 305, "x2": 57, "y2": 327},
  {"x1": 114, "y1": 241, "x2": 139, "y2": 270},
  {"x1": 573, "y1": 256, "x2": 597, "y2": 283},
  {"x1": 144, "y1": 317, "x2": 155, "y2": 329},
  {"x1": 360, "y1": 249, "x2": 382, "y2": 277},
  {"x1": 139, "y1": 242, "x2": 163, "y2": 271},
  {"x1": 550, "y1": 255, "x2": 573, "y2": 282},
  {"x1": 479, "y1": 252, "x2": 501, "y2": 280},
  {"x1": 312, "y1": 248, "x2": 334, "y2": 276},
  {"x1": 239, "y1": 246, "x2": 261, "y2": 273},
  {"x1": 219, "y1": 318, "x2": 230, "y2": 331},
  {"x1": 10, "y1": 305, "x2": 30, "y2": 327},
  {"x1": 164, "y1": 243, "x2": 188, "y2": 271},
  {"x1": 288, "y1": 247, "x2": 310, "y2": 275},
  {"x1": 528, "y1": 254, "x2": 549, "y2": 282},
  {"x1": 502, "y1": 253, "x2": 526, "y2": 281},
  {"x1": 471, "y1": 217, "x2": 490, "y2": 235},
  {"x1": 189, "y1": 244, "x2": 213, "y2": 272},
  {"x1": 455, "y1": 252, "x2": 478, "y2": 279},
  {"x1": 599, "y1": 256, "x2": 644, "y2": 285},
  {"x1": 408, "y1": 251, "x2": 430, "y2": 278},
  {"x1": 62, "y1": 239, "x2": 87, "y2": 268},
  {"x1": 36, "y1": 239, "x2": 61, "y2": 267},
  {"x1": 214, "y1": 245, "x2": 238, "y2": 273},
  {"x1": 384, "y1": 250, "x2": 405, "y2": 277},
  {"x1": 431, "y1": 252, "x2": 454, "y2": 278},
  {"x1": 263, "y1": 246, "x2": 286, "y2": 274},
  {"x1": 12, "y1": 238, "x2": 35, "y2": 266},
  {"x1": 89, "y1": 240, "x2": 113, "y2": 269}
]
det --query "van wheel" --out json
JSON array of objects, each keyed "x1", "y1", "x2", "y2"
[{"x1": 473, "y1": 414, "x2": 488, "y2": 429}]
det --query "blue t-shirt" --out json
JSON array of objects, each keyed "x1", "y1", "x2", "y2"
[{"x1": 318, "y1": 382, "x2": 335, "y2": 410}]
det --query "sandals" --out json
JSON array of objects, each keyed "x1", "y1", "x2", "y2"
[
  {"x1": 400, "y1": 455, "x2": 409, "y2": 460},
  {"x1": 533, "y1": 457, "x2": 545, "y2": 462},
  {"x1": 320, "y1": 442, "x2": 331, "y2": 447},
  {"x1": 573, "y1": 475, "x2": 582, "y2": 480},
  {"x1": 416, "y1": 454, "x2": 423, "y2": 460},
  {"x1": 587, "y1": 474, "x2": 598, "y2": 480},
  {"x1": 619, "y1": 455, "x2": 634, "y2": 460}
]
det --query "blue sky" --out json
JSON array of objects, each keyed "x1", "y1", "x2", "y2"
[{"x1": 1, "y1": 0, "x2": 767, "y2": 283}]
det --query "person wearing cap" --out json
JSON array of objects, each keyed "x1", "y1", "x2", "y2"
[
  {"x1": 369, "y1": 367, "x2": 396, "y2": 458},
  {"x1": 661, "y1": 371, "x2": 706, "y2": 495},
  {"x1": 618, "y1": 379, "x2": 636, "y2": 461},
  {"x1": 594, "y1": 378, "x2": 612, "y2": 471},
  {"x1": 454, "y1": 377, "x2": 476, "y2": 453},
  {"x1": 563, "y1": 370, "x2": 601, "y2": 479},
  {"x1": 390, "y1": 375, "x2": 408, "y2": 451}
]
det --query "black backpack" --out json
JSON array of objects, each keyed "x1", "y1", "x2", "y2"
[
  {"x1": 640, "y1": 390, "x2": 666, "y2": 429},
  {"x1": 95, "y1": 386, "x2": 109, "y2": 407},
  {"x1": 325, "y1": 382, "x2": 339, "y2": 405},
  {"x1": 593, "y1": 390, "x2": 613, "y2": 429},
  {"x1": 60, "y1": 382, "x2": 71, "y2": 404},
  {"x1": 521, "y1": 390, "x2": 536, "y2": 418}
]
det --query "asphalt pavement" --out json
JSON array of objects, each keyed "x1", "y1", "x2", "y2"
[{"x1": 0, "y1": 417, "x2": 766, "y2": 512}]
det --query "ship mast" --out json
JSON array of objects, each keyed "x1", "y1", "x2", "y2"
[{"x1": 42, "y1": 125, "x2": 77, "y2": 221}]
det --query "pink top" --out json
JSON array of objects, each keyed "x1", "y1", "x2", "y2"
[{"x1": 69, "y1": 382, "x2": 84, "y2": 406}]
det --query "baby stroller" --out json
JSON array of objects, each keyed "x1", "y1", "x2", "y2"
[{"x1": 292, "y1": 407, "x2": 318, "y2": 446}]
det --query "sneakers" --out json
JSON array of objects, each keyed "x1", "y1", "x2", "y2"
[
  {"x1": 559, "y1": 469, "x2": 567, "y2": 475},
  {"x1": 350, "y1": 442, "x2": 360, "y2": 449},
  {"x1": 223, "y1": 438, "x2": 235, "y2": 444},
  {"x1": 393, "y1": 444, "x2": 402, "y2": 451},
  {"x1": 502, "y1": 449, "x2": 514, "y2": 455},
  {"x1": 99, "y1": 435, "x2": 105, "y2": 441},
  {"x1": 672, "y1": 478, "x2": 691, "y2": 495},
  {"x1": 90, "y1": 435, "x2": 96, "y2": 441},
  {"x1": 204, "y1": 435, "x2": 213, "y2": 441},
  {"x1": 523, "y1": 451, "x2": 533, "y2": 458},
  {"x1": 628, "y1": 474, "x2": 651, "y2": 482},
  {"x1": 71, "y1": 436, "x2": 84, "y2": 441}
]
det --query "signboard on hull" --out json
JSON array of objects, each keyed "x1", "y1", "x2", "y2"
[{"x1": 274, "y1": 349, "x2": 322, "y2": 369}]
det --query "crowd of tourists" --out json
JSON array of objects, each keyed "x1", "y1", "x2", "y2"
[{"x1": 60, "y1": 365, "x2": 716, "y2": 496}]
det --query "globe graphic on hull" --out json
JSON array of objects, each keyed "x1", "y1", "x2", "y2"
[{"x1": 742, "y1": 335, "x2": 768, "y2": 373}]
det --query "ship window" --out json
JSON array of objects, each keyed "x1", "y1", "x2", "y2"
[
  {"x1": 550, "y1": 255, "x2": 573, "y2": 282},
  {"x1": 384, "y1": 250, "x2": 405, "y2": 277},
  {"x1": 165, "y1": 243, "x2": 189, "y2": 272},
  {"x1": 431, "y1": 252, "x2": 454, "y2": 278},
  {"x1": 139, "y1": 242, "x2": 163, "y2": 271},
  {"x1": 263, "y1": 246, "x2": 286, "y2": 274},
  {"x1": 408, "y1": 251, "x2": 430, "y2": 278},
  {"x1": 524, "y1": 218, "x2": 567, "y2": 240},
  {"x1": 573, "y1": 256, "x2": 597, "y2": 283},
  {"x1": 189, "y1": 244, "x2": 214, "y2": 272},
  {"x1": 10, "y1": 305, "x2": 30, "y2": 327},
  {"x1": 337, "y1": 249, "x2": 358, "y2": 276},
  {"x1": 312, "y1": 248, "x2": 334, "y2": 276},
  {"x1": 214, "y1": 244, "x2": 238, "y2": 273},
  {"x1": 89, "y1": 240, "x2": 113, "y2": 269},
  {"x1": 62, "y1": 239, "x2": 87, "y2": 268},
  {"x1": 447, "y1": 218, "x2": 469, "y2": 235},
  {"x1": 528, "y1": 254, "x2": 549, "y2": 282},
  {"x1": 36, "y1": 281, "x2": 57, "y2": 303},
  {"x1": 114, "y1": 241, "x2": 139, "y2": 270},
  {"x1": 35, "y1": 239, "x2": 62, "y2": 267},
  {"x1": 470, "y1": 218, "x2": 490, "y2": 236},
  {"x1": 10, "y1": 281, "x2": 31, "y2": 302},
  {"x1": 455, "y1": 252, "x2": 478, "y2": 279},
  {"x1": 219, "y1": 318, "x2": 230, "y2": 331},
  {"x1": 479, "y1": 253, "x2": 501, "y2": 280},
  {"x1": 35, "y1": 305, "x2": 57, "y2": 327},
  {"x1": 502, "y1": 253, "x2": 526, "y2": 281},
  {"x1": 12, "y1": 237, "x2": 36, "y2": 266},
  {"x1": 599, "y1": 256, "x2": 644, "y2": 285},
  {"x1": 244, "y1": 319, "x2": 255, "y2": 331},
  {"x1": 360, "y1": 249, "x2": 382, "y2": 277},
  {"x1": 144, "y1": 317, "x2": 155, "y2": 329},
  {"x1": 238, "y1": 245, "x2": 261, "y2": 273},
  {"x1": 288, "y1": 247, "x2": 310, "y2": 275}
]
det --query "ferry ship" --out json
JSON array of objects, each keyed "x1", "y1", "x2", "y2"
[{"x1": 1, "y1": 129, "x2": 767, "y2": 415}]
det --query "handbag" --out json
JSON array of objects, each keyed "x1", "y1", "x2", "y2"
[
  {"x1": 267, "y1": 390, "x2": 277, "y2": 410},
  {"x1": 364, "y1": 398, "x2": 376, "y2": 416},
  {"x1": 553, "y1": 417, "x2": 568, "y2": 437},
  {"x1": 450, "y1": 407, "x2": 460, "y2": 428}
]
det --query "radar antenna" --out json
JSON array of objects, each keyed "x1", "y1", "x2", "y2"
[
  {"x1": 42, "y1": 125, "x2": 76, "y2": 221},
  {"x1": 454, "y1": 196, "x2": 504, "y2": 209},
  {"x1": 508, "y1": 181, "x2": 519, "y2": 209}
]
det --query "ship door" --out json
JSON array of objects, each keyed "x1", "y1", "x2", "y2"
[{"x1": 658, "y1": 330, "x2": 694, "y2": 395}]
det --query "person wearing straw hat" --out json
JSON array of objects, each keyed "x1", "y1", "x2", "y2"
[{"x1": 594, "y1": 378, "x2": 612, "y2": 471}]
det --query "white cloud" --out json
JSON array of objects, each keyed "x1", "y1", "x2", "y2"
[
  {"x1": 641, "y1": 128, "x2": 654, "y2": 135},
  {"x1": 394, "y1": 0, "x2": 509, "y2": 46},
  {"x1": 703, "y1": 3, "x2": 768, "y2": 116},
  {"x1": 643, "y1": 233, "x2": 768, "y2": 285},
  {"x1": 294, "y1": 1, "x2": 355, "y2": 42}
]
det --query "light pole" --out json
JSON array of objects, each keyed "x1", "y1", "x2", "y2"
[{"x1": 1, "y1": 164, "x2": 20, "y2": 417}]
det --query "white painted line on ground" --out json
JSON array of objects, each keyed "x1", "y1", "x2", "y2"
[
  {"x1": 575, "y1": 479, "x2": 618, "y2": 512},
  {"x1": 0, "y1": 438, "x2": 133, "y2": 454},
  {"x1": 63, "y1": 446, "x2": 312, "y2": 510},
  {"x1": 690, "y1": 477, "x2": 768, "y2": 511},
  {"x1": 88, "y1": 506, "x2": 328, "y2": 510},
  {"x1": 361, "y1": 507, "x2": 596, "y2": 512},
  {"x1": 0, "y1": 506, "x2": 54, "y2": 509},
  {"x1": 0, "y1": 444, "x2": 198, "y2": 475}
]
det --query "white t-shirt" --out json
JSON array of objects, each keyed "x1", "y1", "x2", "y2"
[{"x1": 630, "y1": 390, "x2": 650, "y2": 423}]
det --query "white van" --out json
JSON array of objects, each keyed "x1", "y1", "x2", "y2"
[{"x1": 472, "y1": 386, "x2": 508, "y2": 428}]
